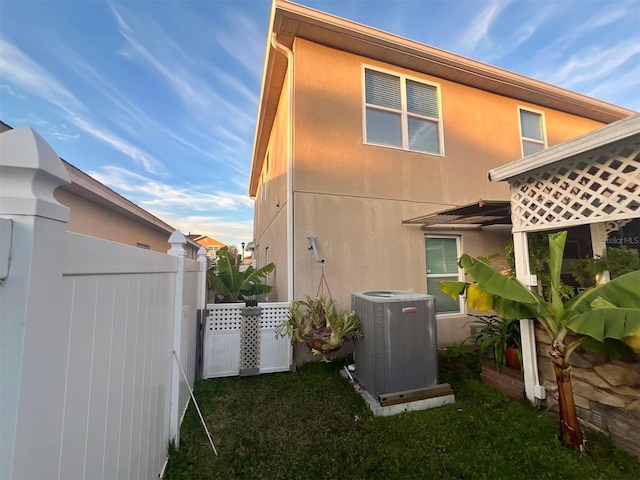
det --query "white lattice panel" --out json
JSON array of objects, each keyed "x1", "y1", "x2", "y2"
[
  {"x1": 206, "y1": 303, "x2": 243, "y2": 332},
  {"x1": 203, "y1": 302, "x2": 292, "y2": 378},
  {"x1": 510, "y1": 142, "x2": 640, "y2": 232},
  {"x1": 260, "y1": 302, "x2": 291, "y2": 329}
]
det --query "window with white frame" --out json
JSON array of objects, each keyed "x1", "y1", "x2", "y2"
[
  {"x1": 364, "y1": 67, "x2": 442, "y2": 155},
  {"x1": 519, "y1": 108, "x2": 546, "y2": 156},
  {"x1": 425, "y1": 236, "x2": 461, "y2": 314}
]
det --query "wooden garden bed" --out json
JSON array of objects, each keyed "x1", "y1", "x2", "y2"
[{"x1": 480, "y1": 360, "x2": 525, "y2": 400}]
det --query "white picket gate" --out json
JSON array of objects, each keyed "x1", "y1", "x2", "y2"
[{"x1": 202, "y1": 302, "x2": 292, "y2": 378}]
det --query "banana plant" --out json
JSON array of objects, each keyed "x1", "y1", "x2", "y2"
[
  {"x1": 208, "y1": 246, "x2": 275, "y2": 303},
  {"x1": 440, "y1": 231, "x2": 640, "y2": 452}
]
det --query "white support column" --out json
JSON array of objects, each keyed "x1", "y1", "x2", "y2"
[
  {"x1": 590, "y1": 222, "x2": 610, "y2": 284},
  {"x1": 168, "y1": 230, "x2": 186, "y2": 444},
  {"x1": 0, "y1": 128, "x2": 71, "y2": 479},
  {"x1": 512, "y1": 231, "x2": 545, "y2": 404}
]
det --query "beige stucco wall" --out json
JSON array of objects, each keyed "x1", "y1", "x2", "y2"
[
  {"x1": 55, "y1": 188, "x2": 180, "y2": 255},
  {"x1": 253, "y1": 67, "x2": 291, "y2": 301},
  {"x1": 253, "y1": 37, "x2": 611, "y2": 345}
]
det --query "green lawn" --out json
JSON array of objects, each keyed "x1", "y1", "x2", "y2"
[{"x1": 165, "y1": 348, "x2": 639, "y2": 479}]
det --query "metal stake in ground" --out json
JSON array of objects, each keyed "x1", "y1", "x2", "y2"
[{"x1": 173, "y1": 350, "x2": 218, "y2": 456}]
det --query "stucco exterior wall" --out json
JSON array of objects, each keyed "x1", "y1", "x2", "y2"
[
  {"x1": 292, "y1": 39, "x2": 605, "y2": 205},
  {"x1": 252, "y1": 37, "x2": 614, "y2": 345},
  {"x1": 253, "y1": 67, "x2": 291, "y2": 301},
  {"x1": 55, "y1": 189, "x2": 177, "y2": 254}
]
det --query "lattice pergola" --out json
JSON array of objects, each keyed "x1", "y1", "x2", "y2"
[
  {"x1": 488, "y1": 112, "x2": 640, "y2": 404},
  {"x1": 491, "y1": 114, "x2": 640, "y2": 233},
  {"x1": 509, "y1": 142, "x2": 639, "y2": 232}
]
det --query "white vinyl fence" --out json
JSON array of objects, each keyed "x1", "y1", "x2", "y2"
[
  {"x1": 0, "y1": 128, "x2": 207, "y2": 480},
  {"x1": 203, "y1": 302, "x2": 292, "y2": 378}
]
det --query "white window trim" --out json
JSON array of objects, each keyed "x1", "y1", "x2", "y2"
[
  {"x1": 425, "y1": 234, "x2": 463, "y2": 316},
  {"x1": 518, "y1": 106, "x2": 547, "y2": 157},
  {"x1": 362, "y1": 64, "x2": 445, "y2": 156},
  {"x1": 261, "y1": 150, "x2": 270, "y2": 204}
]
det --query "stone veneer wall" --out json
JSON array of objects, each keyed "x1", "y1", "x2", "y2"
[{"x1": 535, "y1": 326, "x2": 640, "y2": 457}]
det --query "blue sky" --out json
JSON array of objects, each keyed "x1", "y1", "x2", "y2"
[{"x1": 1, "y1": 0, "x2": 639, "y2": 248}]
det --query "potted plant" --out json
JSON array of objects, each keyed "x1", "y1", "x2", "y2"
[
  {"x1": 207, "y1": 246, "x2": 275, "y2": 304},
  {"x1": 468, "y1": 315, "x2": 521, "y2": 371},
  {"x1": 276, "y1": 296, "x2": 362, "y2": 358}
]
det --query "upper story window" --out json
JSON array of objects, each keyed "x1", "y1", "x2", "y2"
[
  {"x1": 260, "y1": 152, "x2": 269, "y2": 202},
  {"x1": 363, "y1": 67, "x2": 442, "y2": 155},
  {"x1": 519, "y1": 108, "x2": 547, "y2": 156}
]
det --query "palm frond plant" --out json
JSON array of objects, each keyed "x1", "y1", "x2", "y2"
[
  {"x1": 208, "y1": 246, "x2": 275, "y2": 304},
  {"x1": 276, "y1": 296, "x2": 362, "y2": 359},
  {"x1": 441, "y1": 231, "x2": 640, "y2": 453},
  {"x1": 468, "y1": 315, "x2": 521, "y2": 370}
]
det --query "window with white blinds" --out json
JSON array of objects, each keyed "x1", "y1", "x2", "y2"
[
  {"x1": 364, "y1": 68, "x2": 442, "y2": 154},
  {"x1": 425, "y1": 236, "x2": 461, "y2": 314},
  {"x1": 519, "y1": 108, "x2": 546, "y2": 157}
]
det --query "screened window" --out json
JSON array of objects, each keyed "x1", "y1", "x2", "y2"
[
  {"x1": 425, "y1": 236, "x2": 461, "y2": 314},
  {"x1": 519, "y1": 109, "x2": 546, "y2": 156},
  {"x1": 364, "y1": 68, "x2": 442, "y2": 154}
]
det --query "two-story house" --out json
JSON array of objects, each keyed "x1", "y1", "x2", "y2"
[{"x1": 248, "y1": 0, "x2": 634, "y2": 345}]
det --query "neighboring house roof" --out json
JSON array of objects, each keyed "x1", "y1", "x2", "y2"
[
  {"x1": 187, "y1": 234, "x2": 225, "y2": 245},
  {"x1": 489, "y1": 112, "x2": 640, "y2": 182},
  {"x1": 250, "y1": 0, "x2": 635, "y2": 196},
  {"x1": 0, "y1": 120, "x2": 200, "y2": 251}
]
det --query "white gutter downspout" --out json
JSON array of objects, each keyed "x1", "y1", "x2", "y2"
[{"x1": 270, "y1": 33, "x2": 295, "y2": 301}]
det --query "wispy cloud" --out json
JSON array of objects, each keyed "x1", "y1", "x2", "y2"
[
  {"x1": 158, "y1": 214, "x2": 254, "y2": 246},
  {"x1": 215, "y1": 10, "x2": 265, "y2": 80},
  {"x1": 534, "y1": 39, "x2": 640, "y2": 90},
  {"x1": 0, "y1": 35, "x2": 83, "y2": 112},
  {"x1": 540, "y1": 5, "x2": 633, "y2": 57},
  {"x1": 109, "y1": 2, "x2": 257, "y2": 138},
  {"x1": 457, "y1": 0, "x2": 512, "y2": 53},
  {"x1": 0, "y1": 35, "x2": 165, "y2": 174},
  {"x1": 0, "y1": 84, "x2": 26, "y2": 100},
  {"x1": 89, "y1": 166, "x2": 254, "y2": 213},
  {"x1": 47, "y1": 44, "x2": 244, "y2": 175}
]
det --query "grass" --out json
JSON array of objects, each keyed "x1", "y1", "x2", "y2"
[{"x1": 164, "y1": 347, "x2": 640, "y2": 479}]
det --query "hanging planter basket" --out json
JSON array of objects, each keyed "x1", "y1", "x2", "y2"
[
  {"x1": 276, "y1": 268, "x2": 361, "y2": 358},
  {"x1": 302, "y1": 331, "x2": 345, "y2": 354}
]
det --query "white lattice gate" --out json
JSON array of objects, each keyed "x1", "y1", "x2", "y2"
[{"x1": 202, "y1": 302, "x2": 292, "y2": 379}]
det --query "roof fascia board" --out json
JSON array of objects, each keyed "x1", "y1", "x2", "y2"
[
  {"x1": 276, "y1": 1, "x2": 632, "y2": 120},
  {"x1": 489, "y1": 113, "x2": 640, "y2": 182},
  {"x1": 62, "y1": 161, "x2": 179, "y2": 236}
]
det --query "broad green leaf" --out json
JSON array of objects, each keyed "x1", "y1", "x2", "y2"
[
  {"x1": 459, "y1": 254, "x2": 538, "y2": 304},
  {"x1": 548, "y1": 232, "x2": 566, "y2": 321},
  {"x1": 566, "y1": 270, "x2": 640, "y2": 315},
  {"x1": 439, "y1": 280, "x2": 467, "y2": 300},
  {"x1": 565, "y1": 308, "x2": 640, "y2": 342}
]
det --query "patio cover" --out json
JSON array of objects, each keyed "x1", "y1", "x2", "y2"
[{"x1": 402, "y1": 200, "x2": 511, "y2": 228}]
